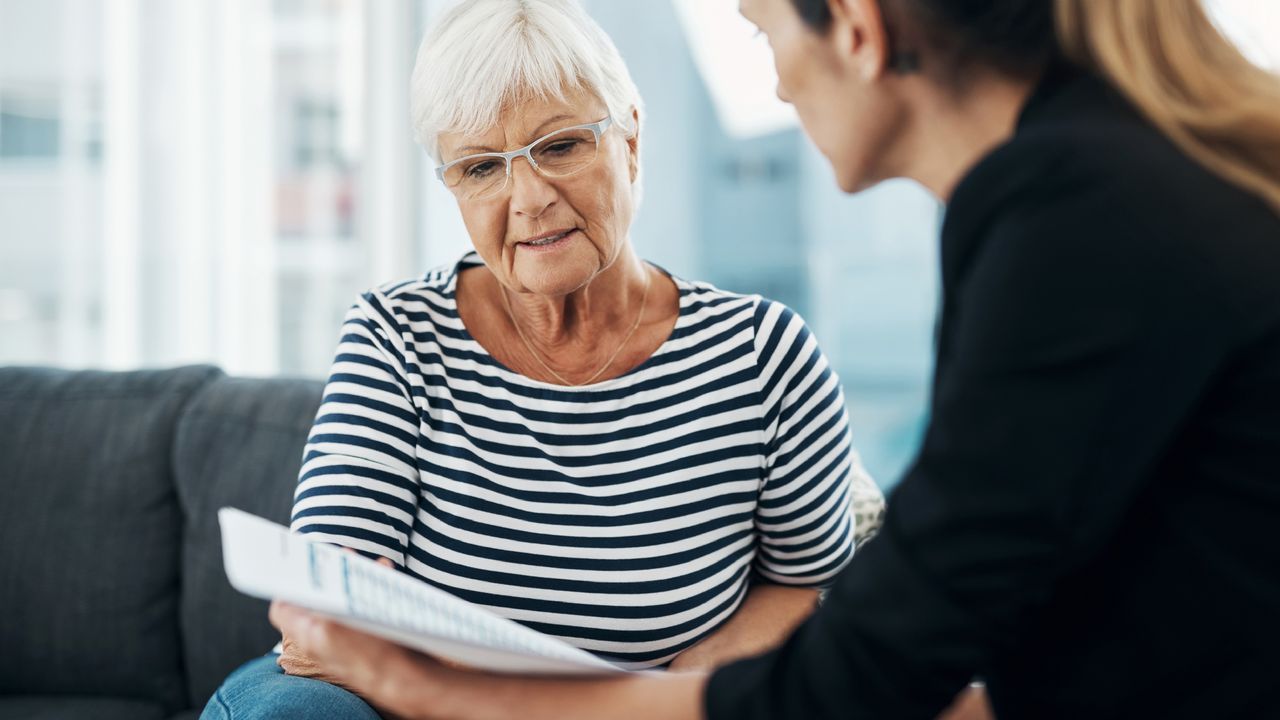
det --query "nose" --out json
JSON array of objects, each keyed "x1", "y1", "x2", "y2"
[{"x1": 508, "y1": 155, "x2": 557, "y2": 218}]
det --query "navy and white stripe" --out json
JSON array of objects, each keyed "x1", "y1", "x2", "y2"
[{"x1": 291, "y1": 252, "x2": 883, "y2": 669}]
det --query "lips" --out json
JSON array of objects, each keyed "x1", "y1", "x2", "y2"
[{"x1": 516, "y1": 228, "x2": 576, "y2": 248}]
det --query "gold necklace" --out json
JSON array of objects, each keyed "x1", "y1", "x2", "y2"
[{"x1": 500, "y1": 267, "x2": 652, "y2": 387}]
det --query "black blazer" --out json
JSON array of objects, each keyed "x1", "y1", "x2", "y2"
[{"x1": 706, "y1": 61, "x2": 1280, "y2": 719}]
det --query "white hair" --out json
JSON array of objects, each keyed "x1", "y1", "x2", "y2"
[{"x1": 410, "y1": 0, "x2": 644, "y2": 202}]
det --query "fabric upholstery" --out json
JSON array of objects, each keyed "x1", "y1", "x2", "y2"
[
  {"x1": 0, "y1": 695, "x2": 166, "y2": 720},
  {"x1": 173, "y1": 374, "x2": 323, "y2": 709},
  {"x1": 0, "y1": 366, "x2": 223, "y2": 714}
]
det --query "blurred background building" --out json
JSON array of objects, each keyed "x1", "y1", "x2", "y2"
[{"x1": 1, "y1": 0, "x2": 1275, "y2": 489}]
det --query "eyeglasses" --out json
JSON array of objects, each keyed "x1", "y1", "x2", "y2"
[{"x1": 434, "y1": 117, "x2": 613, "y2": 201}]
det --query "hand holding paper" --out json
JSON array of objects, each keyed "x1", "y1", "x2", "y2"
[{"x1": 218, "y1": 507, "x2": 623, "y2": 676}]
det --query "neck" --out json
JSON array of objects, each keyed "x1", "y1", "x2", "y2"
[
  {"x1": 505, "y1": 245, "x2": 649, "y2": 347},
  {"x1": 898, "y1": 72, "x2": 1039, "y2": 202}
]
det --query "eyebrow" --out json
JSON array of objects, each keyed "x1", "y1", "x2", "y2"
[{"x1": 451, "y1": 113, "x2": 580, "y2": 156}]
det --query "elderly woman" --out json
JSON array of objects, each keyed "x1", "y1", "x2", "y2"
[{"x1": 201, "y1": 0, "x2": 882, "y2": 718}]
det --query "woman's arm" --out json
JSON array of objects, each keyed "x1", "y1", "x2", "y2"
[
  {"x1": 291, "y1": 293, "x2": 421, "y2": 565},
  {"x1": 678, "y1": 300, "x2": 879, "y2": 675},
  {"x1": 704, "y1": 182, "x2": 1227, "y2": 719},
  {"x1": 279, "y1": 294, "x2": 422, "y2": 681},
  {"x1": 748, "y1": 300, "x2": 882, "y2": 586},
  {"x1": 270, "y1": 601, "x2": 708, "y2": 720},
  {"x1": 670, "y1": 584, "x2": 995, "y2": 719},
  {"x1": 667, "y1": 584, "x2": 818, "y2": 672}
]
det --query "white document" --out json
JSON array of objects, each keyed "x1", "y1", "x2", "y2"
[{"x1": 218, "y1": 507, "x2": 624, "y2": 676}]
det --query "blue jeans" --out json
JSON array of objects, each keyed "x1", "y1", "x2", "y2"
[{"x1": 201, "y1": 653, "x2": 384, "y2": 720}]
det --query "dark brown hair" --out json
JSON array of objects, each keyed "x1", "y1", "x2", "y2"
[
  {"x1": 789, "y1": 0, "x2": 1055, "y2": 76},
  {"x1": 788, "y1": 0, "x2": 1280, "y2": 212}
]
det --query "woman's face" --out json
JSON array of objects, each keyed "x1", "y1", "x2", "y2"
[
  {"x1": 741, "y1": 0, "x2": 905, "y2": 192},
  {"x1": 437, "y1": 86, "x2": 639, "y2": 297}
]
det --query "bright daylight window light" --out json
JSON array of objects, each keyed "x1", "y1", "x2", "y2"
[
  {"x1": 674, "y1": 0, "x2": 1278, "y2": 140},
  {"x1": 672, "y1": 0, "x2": 798, "y2": 139},
  {"x1": 1208, "y1": 0, "x2": 1280, "y2": 71},
  {"x1": 102, "y1": 0, "x2": 141, "y2": 369}
]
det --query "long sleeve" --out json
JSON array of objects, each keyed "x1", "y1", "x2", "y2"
[
  {"x1": 751, "y1": 299, "x2": 883, "y2": 587},
  {"x1": 289, "y1": 291, "x2": 422, "y2": 568},
  {"x1": 707, "y1": 168, "x2": 1238, "y2": 718}
]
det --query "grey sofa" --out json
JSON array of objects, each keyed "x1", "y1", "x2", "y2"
[{"x1": 0, "y1": 365, "x2": 323, "y2": 720}]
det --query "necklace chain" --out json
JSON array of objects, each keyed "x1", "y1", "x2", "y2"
[{"x1": 500, "y1": 267, "x2": 652, "y2": 387}]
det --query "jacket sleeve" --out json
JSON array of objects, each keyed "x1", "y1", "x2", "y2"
[{"x1": 706, "y1": 182, "x2": 1231, "y2": 718}]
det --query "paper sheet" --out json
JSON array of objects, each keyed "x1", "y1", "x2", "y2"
[{"x1": 218, "y1": 507, "x2": 624, "y2": 675}]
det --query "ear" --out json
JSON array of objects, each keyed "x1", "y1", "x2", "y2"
[
  {"x1": 625, "y1": 106, "x2": 640, "y2": 183},
  {"x1": 827, "y1": 0, "x2": 890, "y2": 80}
]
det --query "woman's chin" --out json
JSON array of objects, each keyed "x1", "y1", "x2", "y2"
[
  {"x1": 831, "y1": 161, "x2": 877, "y2": 195},
  {"x1": 512, "y1": 251, "x2": 599, "y2": 297}
]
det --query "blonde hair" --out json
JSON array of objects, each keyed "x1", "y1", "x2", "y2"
[{"x1": 1056, "y1": 0, "x2": 1280, "y2": 213}]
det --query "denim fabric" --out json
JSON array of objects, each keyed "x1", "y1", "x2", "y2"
[{"x1": 200, "y1": 655, "x2": 382, "y2": 720}]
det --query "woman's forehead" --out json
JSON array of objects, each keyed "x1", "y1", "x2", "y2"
[{"x1": 440, "y1": 86, "x2": 607, "y2": 156}]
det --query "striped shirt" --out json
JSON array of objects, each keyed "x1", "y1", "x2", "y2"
[{"x1": 291, "y1": 253, "x2": 885, "y2": 669}]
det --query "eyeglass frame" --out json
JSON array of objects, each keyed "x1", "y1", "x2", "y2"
[{"x1": 433, "y1": 116, "x2": 615, "y2": 198}]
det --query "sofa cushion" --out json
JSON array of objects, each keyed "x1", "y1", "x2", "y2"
[
  {"x1": 173, "y1": 374, "x2": 323, "y2": 708},
  {"x1": 0, "y1": 695, "x2": 166, "y2": 720},
  {"x1": 0, "y1": 366, "x2": 223, "y2": 714}
]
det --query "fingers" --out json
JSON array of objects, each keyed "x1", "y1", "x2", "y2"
[
  {"x1": 268, "y1": 599, "x2": 302, "y2": 634},
  {"x1": 269, "y1": 601, "x2": 327, "y2": 652},
  {"x1": 278, "y1": 649, "x2": 320, "y2": 677},
  {"x1": 277, "y1": 632, "x2": 323, "y2": 677},
  {"x1": 270, "y1": 603, "x2": 345, "y2": 680},
  {"x1": 271, "y1": 601, "x2": 384, "y2": 658}
]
